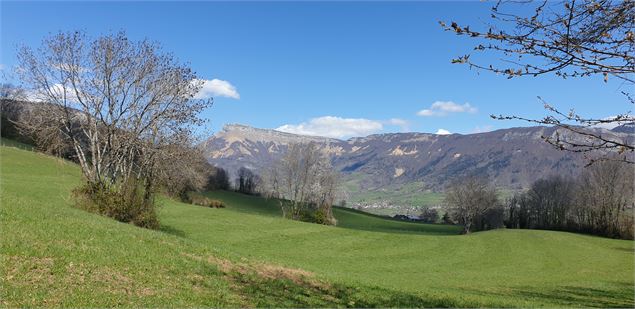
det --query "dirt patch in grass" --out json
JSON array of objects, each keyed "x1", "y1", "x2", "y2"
[
  {"x1": 181, "y1": 252, "x2": 319, "y2": 287},
  {"x1": 252, "y1": 263, "x2": 317, "y2": 286},
  {"x1": 181, "y1": 252, "x2": 339, "y2": 306},
  {"x1": 5, "y1": 255, "x2": 55, "y2": 285}
]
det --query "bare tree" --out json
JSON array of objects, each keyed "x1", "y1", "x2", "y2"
[
  {"x1": 0, "y1": 83, "x2": 26, "y2": 100},
  {"x1": 236, "y1": 166, "x2": 260, "y2": 195},
  {"x1": 1, "y1": 86, "x2": 31, "y2": 145},
  {"x1": 576, "y1": 160, "x2": 634, "y2": 238},
  {"x1": 419, "y1": 208, "x2": 439, "y2": 223},
  {"x1": 264, "y1": 142, "x2": 338, "y2": 225},
  {"x1": 206, "y1": 166, "x2": 231, "y2": 191},
  {"x1": 15, "y1": 31, "x2": 211, "y2": 226},
  {"x1": 505, "y1": 168, "x2": 633, "y2": 239},
  {"x1": 442, "y1": 0, "x2": 635, "y2": 164},
  {"x1": 154, "y1": 136, "x2": 212, "y2": 199},
  {"x1": 525, "y1": 175, "x2": 575, "y2": 230},
  {"x1": 444, "y1": 176, "x2": 500, "y2": 234},
  {"x1": 262, "y1": 164, "x2": 282, "y2": 199}
]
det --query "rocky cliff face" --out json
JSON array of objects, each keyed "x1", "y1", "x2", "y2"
[
  {"x1": 203, "y1": 123, "x2": 633, "y2": 208},
  {"x1": 202, "y1": 124, "x2": 342, "y2": 173}
]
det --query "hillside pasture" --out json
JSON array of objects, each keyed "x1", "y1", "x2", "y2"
[{"x1": 1, "y1": 142, "x2": 633, "y2": 307}]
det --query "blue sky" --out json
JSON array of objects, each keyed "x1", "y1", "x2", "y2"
[{"x1": 1, "y1": 1, "x2": 629, "y2": 139}]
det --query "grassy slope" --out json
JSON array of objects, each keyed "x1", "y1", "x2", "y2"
[
  {"x1": 199, "y1": 190, "x2": 460, "y2": 235},
  {"x1": 177, "y1": 191, "x2": 634, "y2": 307},
  {"x1": 0, "y1": 143, "x2": 405, "y2": 308},
  {"x1": 2, "y1": 141, "x2": 634, "y2": 307},
  {"x1": 0, "y1": 143, "x2": 244, "y2": 307}
]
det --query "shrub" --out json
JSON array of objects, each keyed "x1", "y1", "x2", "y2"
[
  {"x1": 72, "y1": 180, "x2": 159, "y2": 229},
  {"x1": 442, "y1": 212, "x2": 454, "y2": 225},
  {"x1": 185, "y1": 192, "x2": 226, "y2": 208},
  {"x1": 283, "y1": 202, "x2": 336, "y2": 226},
  {"x1": 419, "y1": 208, "x2": 439, "y2": 223}
]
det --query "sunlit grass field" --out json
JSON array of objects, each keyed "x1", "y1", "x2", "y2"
[{"x1": 2, "y1": 140, "x2": 633, "y2": 307}]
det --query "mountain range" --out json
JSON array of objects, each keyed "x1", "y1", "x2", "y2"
[{"x1": 205, "y1": 123, "x2": 632, "y2": 211}]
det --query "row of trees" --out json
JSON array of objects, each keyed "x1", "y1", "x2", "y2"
[
  {"x1": 506, "y1": 161, "x2": 634, "y2": 239},
  {"x1": 206, "y1": 166, "x2": 231, "y2": 191},
  {"x1": 444, "y1": 161, "x2": 634, "y2": 239},
  {"x1": 236, "y1": 167, "x2": 260, "y2": 195}
]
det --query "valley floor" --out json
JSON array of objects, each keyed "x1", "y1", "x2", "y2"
[{"x1": 1, "y1": 142, "x2": 633, "y2": 307}]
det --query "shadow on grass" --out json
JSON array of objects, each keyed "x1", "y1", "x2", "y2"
[
  {"x1": 229, "y1": 270, "x2": 461, "y2": 308},
  {"x1": 612, "y1": 246, "x2": 635, "y2": 253},
  {"x1": 185, "y1": 249, "x2": 465, "y2": 308},
  {"x1": 460, "y1": 284, "x2": 634, "y2": 308},
  {"x1": 159, "y1": 224, "x2": 188, "y2": 238}
]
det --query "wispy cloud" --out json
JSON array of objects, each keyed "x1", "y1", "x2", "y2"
[
  {"x1": 417, "y1": 101, "x2": 477, "y2": 117},
  {"x1": 25, "y1": 83, "x2": 80, "y2": 103},
  {"x1": 386, "y1": 118, "x2": 410, "y2": 132},
  {"x1": 471, "y1": 125, "x2": 494, "y2": 134},
  {"x1": 276, "y1": 116, "x2": 384, "y2": 139},
  {"x1": 435, "y1": 128, "x2": 451, "y2": 135},
  {"x1": 194, "y1": 79, "x2": 240, "y2": 99},
  {"x1": 591, "y1": 116, "x2": 631, "y2": 130}
]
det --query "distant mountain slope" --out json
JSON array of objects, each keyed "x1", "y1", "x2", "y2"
[
  {"x1": 203, "y1": 124, "x2": 633, "y2": 207},
  {"x1": 611, "y1": 122, "x2": 635, "y2": 134}
]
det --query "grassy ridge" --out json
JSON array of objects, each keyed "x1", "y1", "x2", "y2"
[
  {"x1": 2, "y1": 142, "x2": 634, "y2": 307},
  {"x1": 200, "y1": 190, "x2": 461, "y2": 235}
]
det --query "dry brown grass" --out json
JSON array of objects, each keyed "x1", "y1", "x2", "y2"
[{"x1": 181, "y1": 252, "x2": 327, "y2": 291}]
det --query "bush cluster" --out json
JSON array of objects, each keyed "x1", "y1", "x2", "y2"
[
  {"x1": 183, "y1": 192, "x2": 226, "y2": 208},
  {"x1": 72, "y1": 180, "x2": 159, "y2": 229},
  {"x1": 282, "y1": 202, "x2": 336, "y2": 225}
]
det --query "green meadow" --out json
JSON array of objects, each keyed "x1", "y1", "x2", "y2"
[{"x1": 1, "y1": 140, "x2": 633, "y2": 307}]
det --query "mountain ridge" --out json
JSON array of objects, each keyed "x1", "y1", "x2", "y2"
[{"x1": 203, "y1": 123, "x2": 633, "y2": 209}]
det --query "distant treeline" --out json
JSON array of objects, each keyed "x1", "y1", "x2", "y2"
[
  {"x1": 443, "y1": 161, "x2": 634, "y2": 239},
  {"x1": 505, "y1": 161, "x2": 633, "y2": 239}
]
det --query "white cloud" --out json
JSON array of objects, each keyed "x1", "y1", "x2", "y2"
[
  {"x1": 435, "y1": 129, "x2": 452, "y2": 135},
  {"x1": 471, "y1": 125, "x2": 494, "y2": 133},
  {"x1": 0, "y1": 64, "x2": 4, "y2": 70},
  {"x1": 276, "y1": 116, "x2": 384, "y2": 139},
  {"x1": 386, "y1": 118, "x2": 410, "y2": 132},
  {"x1": 25, "y1": 83, "x2": 80, "y2": 103},
  {"x1": 417, "y1": 101, "x2": 477, "y2": 117},
  {"x1": 194, "y1": 79, "x2": 240, "y2": 99},
  {"x1": 591, "y1": 116, "x2": 632, "y2": 130},
  {"x1": 52, "y1": 62, "x2": 87, "y2": 73}
]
